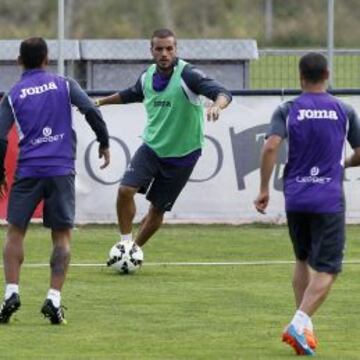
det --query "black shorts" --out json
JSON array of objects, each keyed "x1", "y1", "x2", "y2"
[
  {"x1": 286, "y1": 211, "x2": 345, "y2": 274},
  {"x1": 121, "y1": 144, "x2": 198, "y2": 212},
  {"x1": 7, "y1": 175, "x2": 75, "y2": 230}
]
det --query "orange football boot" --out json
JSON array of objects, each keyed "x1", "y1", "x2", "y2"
[{"x1": 304, "y1": 329, "x2": 318, "y2": 350}]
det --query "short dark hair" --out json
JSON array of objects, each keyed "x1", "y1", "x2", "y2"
[
  {"x1": 151, "y1": 28, "x2": 176, "y2": 46},
  {"x1": 299, "y1": 52, "x2": 328, "y2": 83},
  {"x1": 20, "y1": 37, "x2": 48, "y2": 69}
]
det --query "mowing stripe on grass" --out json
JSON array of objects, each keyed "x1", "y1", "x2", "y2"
[{"x1": 2, "y1": 259, "x2": 360, "y2": 267}]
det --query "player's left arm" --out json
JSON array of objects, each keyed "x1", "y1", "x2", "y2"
[
  {"x1": 0, "y1": 94, "x2": 15, "y2": 198},
  {"x1": 345, "y1": 147, "x2": 360, "y2": 168},
  {"x1": 68, "y1": 77, "x2": 110, "y2": 169},
  {"x1": 182, "y1": 65, "x2": 232, "y2": 121},
  {"x1": 344, "y1": 104, "x2": 360, "y2": 168},
  {"x1": 206, "y1": 94, "x2": 231, "y2": 122}
]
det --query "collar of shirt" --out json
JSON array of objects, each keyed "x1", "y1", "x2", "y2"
[{"x1": 21, "y1": 68, "x2": 46, "y2": 79}]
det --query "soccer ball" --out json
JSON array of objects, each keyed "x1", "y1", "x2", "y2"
[{"x1": 106, "y1": 240, "x2": 144, "y2": 274}]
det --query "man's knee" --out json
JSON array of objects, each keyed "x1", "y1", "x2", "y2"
[
  {"x1": 148, "y1": 206, "x2": 164, "y2": 222},
  {"x1": 6, "y1": 224, "x2": 26, "y2": 245},
  {"x1": 118, "y1": 185, "x2": 138, "y2": 200}
]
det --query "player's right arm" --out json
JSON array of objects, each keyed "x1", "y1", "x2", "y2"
[
  {"x1": 0, "y1": 94, "x2": 15, "y2": 197},
  {"x1": 254, "y1": 103, "x2": 289, "y2": 214},
  {"x1": 255, "y1": 135, "x2": 283, "y2": 214},
  {"x1": 94, "y1": 93, "x2": 122, "y2": 107},
  {"x1": 95, "y1": 72, "x2": 145, "y2": 107}
]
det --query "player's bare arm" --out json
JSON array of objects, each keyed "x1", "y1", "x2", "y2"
[
  {"x1": 0, "y1": 96, "x2": 14, "y2": 199},
  {"x1": 254, "y1": 135, "x2": 283, "y2": 214},
  {"x1": 0, "y1": 139, "x2": 8, "y2": 198},
  {"x1": 0, "y1": 178, "x2": 8, "y2": 199},
  {"x1": 98, "y1": 146, "x2": 110, "y2": 169},
  {"x1": 345, "y1": 147, "x2": 360, "y2": 168},
  {"x1": 95, "y1": 93, "x2": 122, "y2": 107}
]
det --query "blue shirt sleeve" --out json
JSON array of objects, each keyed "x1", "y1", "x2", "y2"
[
  {"x1": 181, "y1": 64, "x2": 232, "y2": 103},
  {"x1": 118, "y1": 72, "x2": 145, "y2": 104},
  {"x1": 68, "y1": 77, "x2": 99, "y2": 114},
  {"x1": 67, "y1": 77, "x2": 109, "y2": 148},
  {"x1": 343, "y1": 102, "x2": 360, "y2": 149},
  {"x1": 0, "y1": 94, "x2": 14, "y2": 180},
  {"x1": 0, "y1": 94, "x2": 15, "y2": 141},
  {"x1": 266, "y1": 101, "x2": 291, "y2": 139}
]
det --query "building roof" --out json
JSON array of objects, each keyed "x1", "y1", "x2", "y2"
[{"x1": 0, "y1": 39, "x2": 258, "y2": 61}]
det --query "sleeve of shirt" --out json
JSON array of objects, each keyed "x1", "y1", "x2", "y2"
[
  {"x1": 266, "y1": 102, "x2": 289, "y2": 139},
  {"x1": 181, "y1": 65, "x2": 232, "y2": 103},
  {"x1": 345, "y1": 103, "x2": 360, "y2": 149},
  {"x1": 0, "y1": 94, "x2": 15, "y2": 140},
  {"x1": 0, "y1": 94, "x2": 14, "y2": 180},
  {"x1": 118, "y1": 72, "x2": 145, "y2": 104},
  {"x1": 68, "y1": 77, "x2": 109, "y2": 148}
]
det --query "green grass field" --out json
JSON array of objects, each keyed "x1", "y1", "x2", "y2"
[{"x1": 0, "y1": 224, "x2": 359, "y2": 359}]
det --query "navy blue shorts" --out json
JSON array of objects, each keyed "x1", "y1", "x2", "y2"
[
  {"x1": 121, "y1": 144, "x2": 198, "y2": 212},
  {"x1": 7, "y1": 175, "x2": 75, "y2": 230},
  {"x1": 286, "y1": 211, "x2": 345, "y2": 274}
]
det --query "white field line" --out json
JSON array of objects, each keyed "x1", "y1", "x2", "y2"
[{"x1": 2, "y1": 259, "x2": 360, "y2": 268}]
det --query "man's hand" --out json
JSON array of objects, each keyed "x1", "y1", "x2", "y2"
[
  {"x1": 206, "y1": 105, "x2": 221, "y2": 122},
  {"x1": 99, "y1": 146, "x2": 110, "y2": 169},
  {"x1": 0, "y1": 178, "x2": 8, "y2": 199},
  {"x1": 206, "y1": 94, "x2": 231, "y2": 122},
  {"x1": 254, "y1": 191, "x2": 269, "y2": 214}
]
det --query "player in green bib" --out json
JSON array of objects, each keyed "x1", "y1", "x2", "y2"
[
  {"x1": 143, "y1": 58, "x2": 203, "y2": 157},
  {"x1": 96, "y1": 29, "x2": 231, "y2": 249}
]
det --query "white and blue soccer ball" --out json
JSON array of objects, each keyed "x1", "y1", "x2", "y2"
[{"x1": 107, "y1": 240, "x2": 144, "y2": 274}]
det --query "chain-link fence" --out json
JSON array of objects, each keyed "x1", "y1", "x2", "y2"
[
  {"x1": 2, "y1": 41, "x2": 360, "y2": 92},
  {"x1": 0, "y1": 39, "x2": 258, "y2": 92}
]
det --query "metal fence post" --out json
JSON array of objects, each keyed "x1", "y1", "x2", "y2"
[
  {"x1": 58, "y1": 0, "x2": 65, "y2": 76},
  {"x1": 327, "y1": 0, "x2": 335, "y2": 88}
]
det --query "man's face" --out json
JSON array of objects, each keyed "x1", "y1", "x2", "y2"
[{"x1": 151, "y1": 36, "x2": 177, "y2": 72}]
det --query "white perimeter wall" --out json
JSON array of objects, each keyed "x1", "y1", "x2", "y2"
[{"x1": 74, "y1": 96, "x2": 360, "y2": 224}]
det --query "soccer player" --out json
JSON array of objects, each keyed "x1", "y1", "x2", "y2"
[
  {"x1": 0, "y1": 37, "x2": 110, "y2": 324},
  {"x1": 95, "y1": 28, "x2": 232, "y2": 249},
  {"x1": 254, "y1": 52, "x2": 360, "y2": 355}
]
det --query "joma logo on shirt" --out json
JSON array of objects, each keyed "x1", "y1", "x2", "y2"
[
  {"x1": 297, "y1": 109, "x2": 338, "y2": 121},
  {"x1": 154, "y1": 100, "x2": 171, "y2": 107},
  {"x1": 19, "y1": 82, "x2": 58, "y2": 99}
]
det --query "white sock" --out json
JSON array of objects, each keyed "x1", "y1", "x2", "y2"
[
  {"x1": 5, "y1": 283, "x2": 19, "y2": 300},
  {"x1": 47, "y1": 288, "x2": 61, "y2": 308},
  {"x1": 121, "y1": 233, "x2": 133, "y2": 243},
  {"x1": 305, "y1": 317, "x2": 314, "y2": 332},
  {"x1": 290, "y1": 310, "x2": 310, "y2": 334}
]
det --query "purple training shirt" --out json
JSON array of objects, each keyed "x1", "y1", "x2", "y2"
[
  {"x1": 284, "y1": 92, "x2": 347, "y2": 213},
  {"x1": 8, "y1": 69, "x2": 75, "y2": 177}
]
